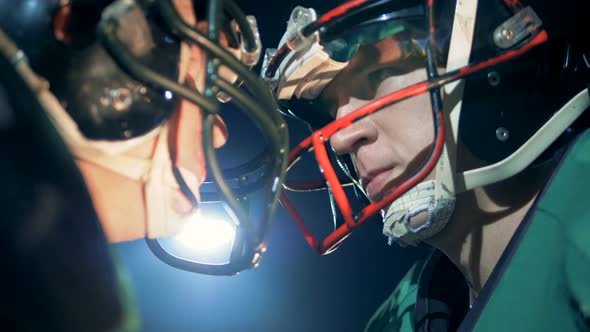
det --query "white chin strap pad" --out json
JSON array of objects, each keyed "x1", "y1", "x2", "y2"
[
  {"x1": 382, "y1": 180, "x2": 455, "y2": 247},
  {"x1": 43, "y1": 90, "x2": 199, "y2": 239},
  {"x1": 69, "y1": 124, "x2": 200, "y2": 239},
  {"x1": 3, "y1": 30, "x2": 201, "y2": 240}
]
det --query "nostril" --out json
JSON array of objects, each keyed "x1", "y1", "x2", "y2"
[{"x1": 355, "y1": 137, "x2": 368, "y2": 147}]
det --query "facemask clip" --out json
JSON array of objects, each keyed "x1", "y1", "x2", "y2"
[{"x1": 493, "y1": 6, "x2": 542, "y2": 49}]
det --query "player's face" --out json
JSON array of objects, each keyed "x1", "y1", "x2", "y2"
[
  {"x1": 77, "y1": 0, "x2": 228, "y2": 242},
  {"x1": 326, "y1": 36, "x2": 436, "y2": 226}
]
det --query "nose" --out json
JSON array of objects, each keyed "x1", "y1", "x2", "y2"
[
  {"x1": 168, "y1": 98, "x2": 228, "y2": 186},
  {"x1": 330, "y1": 98, "x2": 378, "y2": 154},
  {"x1": 171, "y1": 37, "x2": 229, "y2": 187}
]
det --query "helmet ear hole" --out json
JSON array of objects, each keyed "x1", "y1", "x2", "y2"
[{"x1": 52, "y1": 2, "x2": 101, "y2": 48}]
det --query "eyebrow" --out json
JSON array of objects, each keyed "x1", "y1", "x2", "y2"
[{"x1": 350, "y1": 37, "x2": 406, "y2": 74}]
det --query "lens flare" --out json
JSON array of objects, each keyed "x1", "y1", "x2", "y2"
[{"x1": 175, "y1": 213, "x2": 236, "y2": 252}]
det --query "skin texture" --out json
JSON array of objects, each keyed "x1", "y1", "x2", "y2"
[
  {"x1": 325, "y1": 35, "x2": 555, "y2": 296},
  {"x1": 327, "y1": 37, "x2": 436, "y2": 203},
  {"x1": 77, "y1": 0, "x2": 230, "y2": 242}
]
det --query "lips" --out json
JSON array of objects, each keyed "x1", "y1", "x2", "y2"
[{"x1": 362, "y1": 170, "x2": 393, "y2": 201}]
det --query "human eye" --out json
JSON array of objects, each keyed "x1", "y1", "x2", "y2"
[
  {"x1": 319, "y1": 95, "x2": 338, "y2": 120},
  {"x1": 367, "y1": 67, "x2": 403, "y2": 91}
]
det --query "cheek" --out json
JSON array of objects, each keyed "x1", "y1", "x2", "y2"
[
  {"x1": 373, "y1": 69, "x2": 434, "y2": 159},
  {"x1": 373, "y1": 92, "x2": 434, "y2": 167},
  {"x1": 185, "y1": 47, "x2": 207, "y2": 92},
  {"x1": 401, "y1": 93, "x2": 435, "y2": 147}
]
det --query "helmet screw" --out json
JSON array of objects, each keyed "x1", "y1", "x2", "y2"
[
  {"x1": 110, "y1": 88, "x2": 133, "y2": 112},
  {"x1": 496, "y1": 127, "x2": 509, "y2": 142},
  {"x1": 239, "y1": 176, "x2": 249, "y2": 187},
  {"x1": 487, "y1": 71, "x2": 501, "y2": 87},
  {"x1": 501, "y1": 28, "x2": 514, "y2": 41}
]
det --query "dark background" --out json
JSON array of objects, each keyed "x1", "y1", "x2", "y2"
[
  {"x1": 113, "y1": 1, "x2": 430, "y2": 331},
  {"x1": 115, "y1": 213, "x2": 428, "y2": 332}
]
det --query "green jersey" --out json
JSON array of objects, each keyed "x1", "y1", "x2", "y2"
[{"x1": 366, "y1": 130, "x2": 590, "y2": 332}]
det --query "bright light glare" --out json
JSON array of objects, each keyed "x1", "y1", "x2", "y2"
[
  {"x1": 164, "y1": 90, "x2": 173, "y2": 100},
  {"x1": 175, "y1": 214, "x2": 236, "y2": 252}
]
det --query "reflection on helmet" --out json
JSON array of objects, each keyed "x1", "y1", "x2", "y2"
[
  {"x1": 0, "y1": 0, "x2": 289, "y2": 275},
  {"x1": 263, "y1": 0, "x2": 589, "y2": 253}
]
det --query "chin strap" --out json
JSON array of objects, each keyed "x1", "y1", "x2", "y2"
[
  {"x1": 69, "y1": 124, "x2": 201, "y2": 238},
  {"x1": 2, "y1": 29, "x2": 201, "y2": 238},
  {"x1": 381, "y1": 0, "x2": 479, "y2": 246},
  {"x1": 382, "y1": 180, "x2": 455, "y2": 247},
  {"x1": 44, "y1": 92, "x2": 201, "y2": 238},
  {"x1": 53, "y1": 104, "x2": 202, "y2": 238}
]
